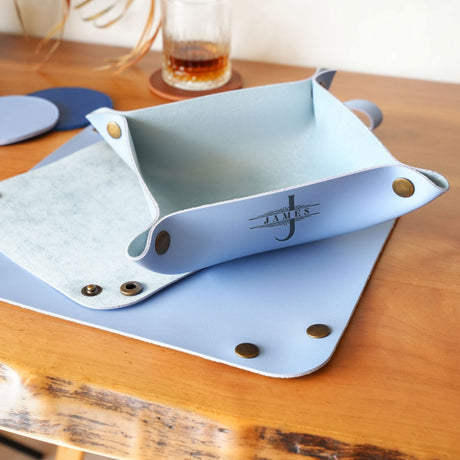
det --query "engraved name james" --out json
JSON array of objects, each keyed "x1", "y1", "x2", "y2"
[{"x1": 249, "y1": 195, "x2": 320, "y2": 241}]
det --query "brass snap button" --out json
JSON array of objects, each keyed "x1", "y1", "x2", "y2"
[
  {"x1": 234, "y1": 343, "x2": 260, "y2": 359},
  {"x1": 306, "y1": 324, "x2": 331, "y2": 339},
  {"x1": 120, "y1": 281, "x2": 143, "y2": 296},
  {"x1": 81, "y1": 284, "x2": 102, "y2": 297},
  {"x1": 107, "y1": 121, "x2": 121, "y2": 139},
  {"x1": 392, "y1": 178, "x2": 415, "y2": 198},
  {"x1": 155, "y1": 231, "x2": 170, "y2": 255}
]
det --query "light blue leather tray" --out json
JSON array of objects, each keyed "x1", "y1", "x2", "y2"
[
  {"x1": 0, "y1": 126, "x2": 395, "y2": 377},
  {"x1": 87, "y1": 70, "x2": 447, "y2": 276}
]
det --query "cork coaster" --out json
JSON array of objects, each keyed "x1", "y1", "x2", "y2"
[{"x1": 149, "y1": 69, "x2": 243, "y2": 101}]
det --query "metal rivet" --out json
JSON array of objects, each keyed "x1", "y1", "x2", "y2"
[
  {"x1": 392, "y1": 178, "x2": 415, "y2": 198},
  {"x1": 306, "y1": 324, "x2": 331, "y2": 339},
  {"x1": 234, "y1": 343, "x2": 260, "y2": 359},
  {"x1": 107, "y1": 121, "x2": 121, "y2": 139},
  {"x1": 81, "y1": 284, "x2": 102, "y2": 297},
  {"x1": 155, "y1": 231, "x2": 170, "y2": 255},
  {"x1": 120, "y1": 281, "x2": 143, "y2": 296}
]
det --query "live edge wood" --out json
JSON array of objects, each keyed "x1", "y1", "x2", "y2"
[{"x1": 0, "y1": 34, "x2": 459, "y2": 459}]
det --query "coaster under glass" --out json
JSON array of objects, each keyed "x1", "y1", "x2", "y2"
[{"x1": 149, "y1": 68, "x2": 243, "y2": 101}]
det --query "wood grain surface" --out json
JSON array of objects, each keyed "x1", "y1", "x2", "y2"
[{"x1": 0, "y1": 34, "x2": 459, "y2": 459}]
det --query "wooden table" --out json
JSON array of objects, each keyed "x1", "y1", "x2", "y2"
[{"x1": 0, "y1": 33, "x2": 459, "y2": 460}]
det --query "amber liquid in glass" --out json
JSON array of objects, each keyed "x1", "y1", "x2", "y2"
[{"x1": 163, "y1": 40, "x2": 231, "y2": 90}]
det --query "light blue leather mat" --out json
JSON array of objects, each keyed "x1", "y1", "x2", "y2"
[
  {"x1": 0, "y1": 127, "x2": 395, "y2": 377},
  {"x1": 0, "y1": 216, "x2": 394, "y2": 378}
]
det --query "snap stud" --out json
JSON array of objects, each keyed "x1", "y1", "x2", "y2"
[
  {"x1": 234, "y1": 343, "x2": 260, "y2": 359},
  {"x1": 306, "y1": 324, "x2": 331, "y2": 339},
  {"x1": 155, "y1": 231, "x2": 170, "y2": 255},
  {"x1": 392, "y1": 178, "x2": 415, "y2": 198},
  {"x1": 120, "y1": 281, "x2": 143, "y2": 296},
  {"x1": 107, "y1": 121, "x2": 121, "y2": 139},
  {"x1": 81, "y1": 284, "x2": 102, "y2": 297}
]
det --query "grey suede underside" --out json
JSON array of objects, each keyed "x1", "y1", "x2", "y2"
[{"x1": 0, "y1": 141, "x2": 184, "y2": 309}]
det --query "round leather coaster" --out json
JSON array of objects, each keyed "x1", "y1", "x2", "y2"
[
  {"x1": 149, "y1": 69, "x2": 243, "y2": 101},
  {"x1": 29, "y1": 87, "x2": 113, "y2": 131},
  {"x1": 0, "y1": 95, "x2": 59, "y2": 145}
]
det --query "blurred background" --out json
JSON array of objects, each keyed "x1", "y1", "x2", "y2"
[{"x1": 0, "y1": 0, "x2": 459, "y2": 83}]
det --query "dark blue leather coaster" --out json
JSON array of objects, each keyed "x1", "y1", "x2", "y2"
[{"x1": 29, "y1": 87, "x2": 113, "y2": 131}]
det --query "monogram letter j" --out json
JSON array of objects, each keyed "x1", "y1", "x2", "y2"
[{"x1": 276, "y1": 195, "x2": 296, "y2": 242}]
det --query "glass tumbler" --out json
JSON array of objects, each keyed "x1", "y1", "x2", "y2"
[{"x1": 161, "y1": 0, "x2": 232, "y2": 91}]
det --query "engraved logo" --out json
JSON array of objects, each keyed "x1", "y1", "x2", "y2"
[{"x1": 249, "y1": 194, "x2": 320, "y2": 241}]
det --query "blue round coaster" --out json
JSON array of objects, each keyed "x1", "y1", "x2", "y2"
[
  {"x1": 29, "y1": 87, "x2": 113, "y2": 131},
  {"x1": 0, "y1": 95, "x2": 59, "y2": 145}
]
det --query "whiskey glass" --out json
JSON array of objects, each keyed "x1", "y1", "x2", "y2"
[{"x1": 161, "y1": 0, "x2": 232, "y2": 91}]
